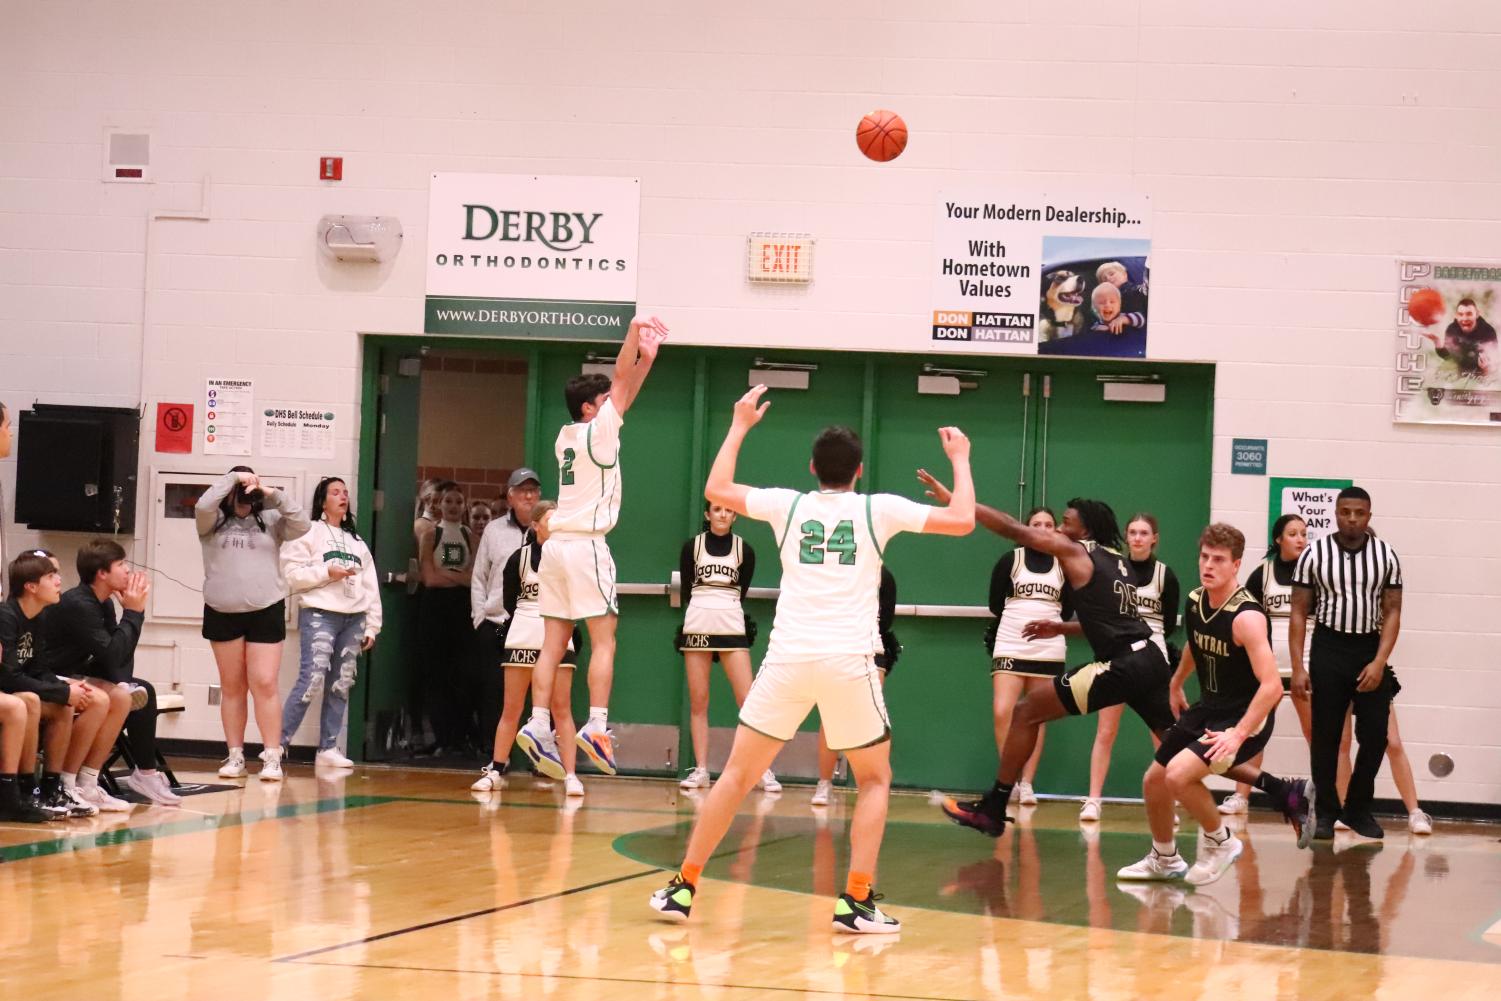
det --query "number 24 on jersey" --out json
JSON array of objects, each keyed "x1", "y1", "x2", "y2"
[{"x1": 799, "y1": 519, "x2": 857, "y2": 565}]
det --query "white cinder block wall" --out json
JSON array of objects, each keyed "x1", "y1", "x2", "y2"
[{"x1": 1, "y1": 1, "x2": 1497, "y2": 802}]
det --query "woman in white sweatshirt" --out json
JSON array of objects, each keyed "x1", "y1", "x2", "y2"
[{"x1": 279, "y1": 477, "x2": 382, "y2": 768}]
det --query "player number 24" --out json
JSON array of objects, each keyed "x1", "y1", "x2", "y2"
[{"x1": 799, "y1": 519, "x2": 857, "y2": 565}]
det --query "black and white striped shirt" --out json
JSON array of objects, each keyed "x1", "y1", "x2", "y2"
[{"x1": 1291, "y1": 533, "x2": 1402, "y2": 635}]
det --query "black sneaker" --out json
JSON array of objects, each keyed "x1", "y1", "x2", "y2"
[
  {"x1": 832, "y1": 891, "x2": 902, "y2": 934},
  {"x1": 940, "y1": 796, "x2": 1008, "y2": 837},
  {"x1": 31, "y1": 791, "x2": 69, "y2": 821},
  {"x1": 43, "y1": 786, "x2": 94, "y2": 819},
  {"x1": 1339, "y1": 812, "x2": 1384, "y2": 840},
  {"x1": 0, "y1": 793, "x2": 49, "y2": 824},
  {"x1": 649, "y1": 874, "x2": 695, "y2": 922},
  {"x1": 1312, "y1": 816, "x2": 1337, "y2": 840}
]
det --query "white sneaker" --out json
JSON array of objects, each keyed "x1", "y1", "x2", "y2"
[
  {"x1": 1079, "y1": 798, "x2": 1102, "y2": 822},
  {"x1": 1117, "y1": 848, "x2": 1189, "y2": 881},
  {"x1": 258, "y1": 747, "x2": 284, "y2": 782},
  {"x1": 122, "y1": 770, "x2": 181, "y2": 806},
  {"x1": 123, "y1": 683, "x2": 149, "y2": 711},
  {"x1": 62, "y1": 785, "x2": 100, "y2": 816},
  {"x1": 1334, "y1": 819, "x2": 1351, "y2": 832},
  {"x1": 218, "y1": 749, "x2": 247, "y2": 778},
  {"x1": 564, "y1": 774, "x2": 585, "y2": 798},
  {"x1": 471, "y1": 763, "x2": 507, "y2": 792},
  {"x1": 1408, "y1": 809, "x2": 1433, "y2": 835},
  {"x1": 679, "y1": 767, "x2": 710, "y2": 790},
  {"x1": 811, "y1": 779, "x2": 833, "y2": 807},
  {"x1": 1218, "y1": 793, "x2": 1249, "y2": 816},
  {"x1": 1185, "y1": 834, "x2": 1244, "y2": 887},
  {"x1": 315, "y1": 748, "x2": 355, "y2": 769},
  {"x1": 76, "y1": 782, "x2": 133, "y2": 813},
  {"x1": 1016, "y1": 781, "x2": 1038, "y2": 806},
  {"x1": 758, "y1": 770, "x2": 782, "y2": 794},
  {"x1": 516, "y1": 720, "x2": 567, "y2": 780}
]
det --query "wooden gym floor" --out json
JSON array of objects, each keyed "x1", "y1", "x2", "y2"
[{"x1": 3, "y1": 761, "x2": 1499, "y2": 1001}]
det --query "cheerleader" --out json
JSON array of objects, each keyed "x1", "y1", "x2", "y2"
[
  {"x1": 675, "y1": 501, "x2": 779, "y2": 794},
  {"x1": 472, "y1": 501, "x2": 586, "y2": 797},
  {"x1": 1080, "y1": 512, "x2": 1179, "y2": 822},
  {"x1": 1220, "y1": 514, "x2": 1315, "y2": 815},
  {"x1": 982, "y1": 507, "x2": 1071, "y2": 809}
]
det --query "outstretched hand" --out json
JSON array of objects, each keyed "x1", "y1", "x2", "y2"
[
  {"x1": 915, "y1": 468, "x2": 951, "y2": 504},
  {"x1": 633, "y1": 315, "x2": 669, "y2": 360},
  {"x1": 938, "y1": 426, "x2": 970, "y2": 460},
  {"x1": 733, "y1": 384, "x2": 771, "y2": 430}
]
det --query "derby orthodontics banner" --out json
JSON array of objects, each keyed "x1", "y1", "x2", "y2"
[
  {"x1": 425, "y1": 173, "x2": 640, "y2": 339},
  {"x1": 1395, "y1": 259, "x2": 1501, "y2": 426}
]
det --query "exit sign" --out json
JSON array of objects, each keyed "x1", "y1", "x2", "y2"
[{"x1": 747, "y1": 233, "x2": 814, "y2": 284}]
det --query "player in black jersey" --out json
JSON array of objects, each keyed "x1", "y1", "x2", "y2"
[
  {"x1": 1119, "y1": 524, "x2": 1314, "y2": 887},
  {"x1": 918, "y1": 482, "x2": 1172, "y2": 836}
]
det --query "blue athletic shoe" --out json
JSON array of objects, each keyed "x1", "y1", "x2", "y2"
[{"x1": 516, "y1": 721, "x2": 566, "y2": 780}]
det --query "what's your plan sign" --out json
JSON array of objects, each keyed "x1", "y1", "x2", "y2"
[{"x1": 425, "y1": 173, "x2": 640, "y2": 338}]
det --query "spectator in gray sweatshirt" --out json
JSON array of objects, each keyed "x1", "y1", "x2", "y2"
[{"x1": 196, "y1": 466, "x2": 310, "y2": 782}]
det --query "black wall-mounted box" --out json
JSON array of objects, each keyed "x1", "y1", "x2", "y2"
[{"x1": 14, "y1": 405, "x2": 140, "y2": 533}]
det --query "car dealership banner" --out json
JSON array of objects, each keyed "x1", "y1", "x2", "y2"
[
  {"x1": 1394, "y1": 259, "x2": 1501, "y2": 426},
  {"x1": 930, "y1": 189, "x2": 1152, "y2": 357},
  {"x1": 425, "y1": 173, "x2": 640, "y2": 339}
]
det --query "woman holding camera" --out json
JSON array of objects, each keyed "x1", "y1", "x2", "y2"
[{"x1": 197, "y1": 466, "x2": 310, "y2": 781}]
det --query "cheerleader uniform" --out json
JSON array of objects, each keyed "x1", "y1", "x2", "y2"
[
  {"x1": 987, "y1": 548, "x2": 1071, "y2": 678},
  {"x1": 500, "y1": 535, "x2": 580, "y2": 668},
  {"x1": 1245, "y1": 554, "x2": 1314, "y2": 694},
  {"x1": 1129, "y1": 556, "x2": 1181, "y2": 664},
  {"x1": 676, "y1": 531, "x2": 756, "y2": 655}
]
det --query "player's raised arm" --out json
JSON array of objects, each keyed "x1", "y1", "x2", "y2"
[
  {"x1": 916, "y1": 468, "x2": 1070, "y2": 554},
  {"x1": 609, "y1": 315, "x2": 669, "y2": 415},
  {"x1": 704, "y1": 385, "x2": 771, "y2": 516},
  {"x1": 917, "y1": 428, "x2": 975, "y2": 536}
]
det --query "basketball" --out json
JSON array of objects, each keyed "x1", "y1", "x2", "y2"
[
  {"x1": 1407, "y1": 286, "x2": 1444, "y2": 326},
  {"x1": 856, "y1": 109, "x2": 908, "y2": 162}
]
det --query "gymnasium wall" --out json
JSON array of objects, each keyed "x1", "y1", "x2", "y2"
[{"x1": 1, "y1": 2, "x2": 1497, "y2": 802}]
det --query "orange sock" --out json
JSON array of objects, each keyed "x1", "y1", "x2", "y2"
[
  {"x1": 845, "y1": 871, "x2": 872, "y2": 901},
  {"x1": 679, "y1": 862, "x2": 703, "y2": 887}
]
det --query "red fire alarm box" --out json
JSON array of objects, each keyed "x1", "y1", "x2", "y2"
[{"x1": 319, "y1": 157, "x2": 343, "y2": 181}]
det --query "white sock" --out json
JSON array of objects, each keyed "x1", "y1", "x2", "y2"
[
  {"x1": 1204, "y1": 826, "x2": 1229, "y2": 845},
  {"x1": 137, "y1": 768, "x2": 158, "y2": 777},
  {"x1": 588, "y1": 706, "x2": 607, "y2": 726},
  {"x1": 1152, "y1": 840, "x2": 1179, "y2": 857},
  {"x1": 78, "y1": 766, "x2": 101, "y2": 789},
  {"x1": 531, "y1": 707, "x2": 552, "y2": 728},
  {"x1": 61, "y1": 772, "x2": 78, "y2": 790}
]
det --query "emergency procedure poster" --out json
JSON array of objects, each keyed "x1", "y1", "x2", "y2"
[
  {"x1": 204, "y1": 378, "x2": 253, "y2": 456},
  {"x1": 930, "y1": 189, "x2": 1152, "y2": 357}
]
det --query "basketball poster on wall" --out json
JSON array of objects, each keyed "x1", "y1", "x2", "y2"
[
  {"x1": 424, "y1": 173, "x2": 640, "y2": 339},
  {"x1": 930, "y1": 189, "x2": 1151, "y2": 357},
  {"x1": 1394, "y1": 259, "x2": 1501, "y2": 426}
]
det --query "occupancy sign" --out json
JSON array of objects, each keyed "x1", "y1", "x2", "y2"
[{"x1": 930, "y1": 188, "x2": 1151, "y2": 357}]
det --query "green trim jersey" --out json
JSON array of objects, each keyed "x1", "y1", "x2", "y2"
[
  {"x1": 744, "y1": 488, "x2": 929, "y2": 661},
  {"x1": 550, "y1": 396, "x2": 623, "y2": 536}
]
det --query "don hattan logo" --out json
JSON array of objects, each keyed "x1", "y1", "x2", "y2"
[{"x1": 462, "y1": 206, "x2": 603, "y2": 251}]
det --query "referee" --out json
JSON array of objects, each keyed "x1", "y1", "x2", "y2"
[{"x1": 1289, "y1": 486, "x2": 1402, "y2": 840}]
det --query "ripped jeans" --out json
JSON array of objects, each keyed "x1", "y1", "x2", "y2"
[{"x1": 281, "y1": 607, "x2": 365, "y2": 751}]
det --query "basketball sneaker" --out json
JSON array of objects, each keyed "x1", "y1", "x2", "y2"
[
  {"x1": 315, "y1": 748, "x2": 355, "y2": 769},
  {"x1": 1184, "y1": 833, "x2": 1243, "y2": 886},
  {"x1": 1408, "y1": 809, "x2": 1433, "y2": 836},
  {"x1": 940, "y1": 795, "x2": 1007, "y2": 837},
  {"x1": 1078, "y1": 798, "x2": 1102, "y2": 822},
  {"x1": 757, "y1": 770, "x2": 782, "y2": 794},
  {"x1": 1116, "y1": 848, "x2": 1188, "y2": 881},
  {"x1": 1217, "y1": 793, "x2": 1249, "y2": 816},
  {"x1": 471, "y1": 762, "x2": 508, "y2": 792},
  {"x1": 649, "y1": 874, "x2": 695, "y2": 922},
  {"x1": 832, "y1": 891, "x2": 901, "y2": 934},
  {"x1": 1274, "y1": 777, "x2": 1314, "y2": 848},
  {"x1": 516, "y1": 720, "x2": 566, "y2": 780},
  {"x1": 679, "y1": 767, "x2": 710, "y2": 790},
  {"x1": 75, "y1": 782, "x2": 132, "y2": 813},
  {"x1": 258, "y1": 747, "x2": 284, "y2": 782},
  {"x1": 810, "y1": 779, "x2": 833, "y2": 807},
  {"x1": 1016, "y1": 781, "x2": 1038, "y2": 806},
  {"x1": 574, "y1": 719, "x2": 617, "y2": 775},
  {"x1": 564, "y1": 774, "x2": 585, "y2": 797}
]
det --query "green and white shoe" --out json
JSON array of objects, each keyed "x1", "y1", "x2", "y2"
[
  {"x1": 649, "y1": 875, "x2": 695, "y2": 922},
  {"x1": 832, "y1": 891, "x2": 901, "y2": 934}
]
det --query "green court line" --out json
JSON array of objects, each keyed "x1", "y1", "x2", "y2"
[{"x1": 0, "y1": 795, "x2": 395, "y2": 863}]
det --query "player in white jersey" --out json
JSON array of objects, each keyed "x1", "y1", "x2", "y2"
[
  {"x1": 650, "y1": 385, "x2": 975, "y2": 934},
  {"x1": 516, "y1": 316, "x2": 668, "y2": 780}
]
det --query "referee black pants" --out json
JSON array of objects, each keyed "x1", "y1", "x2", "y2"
[{"x1": 1309, "y1": 627, "x2": 1392, "y2": 819}]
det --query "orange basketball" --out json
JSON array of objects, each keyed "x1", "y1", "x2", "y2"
[
  {"x1": 856, "y1": 109, "x2": 908, "y2": 163},
  {"x1": 1407, "y1": 287, "x2": 1444, "y2": 326}
]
